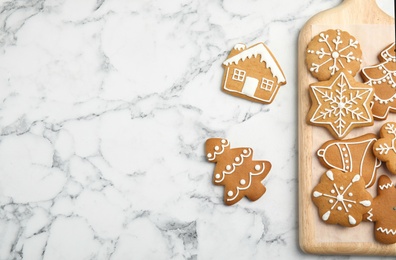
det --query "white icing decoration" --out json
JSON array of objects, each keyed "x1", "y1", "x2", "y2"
[
  {"x1": 223, "y1": 43, "x2": 286, "y2": 83},
  {"x1": 254, "y1": 164, "x2": 261, "y2": 171},
  {"x1": 359, "y1": 200, "x2": 371, "y2": 207},
  {"x1": 377, "y1": 227, "x2": 396, "y2": 235},
  {"x1": 308, "y1": 29, "x2": 361, "y2": 77},
  {"x1": 313, "y1": 191, "x2": 322, "y2": 197},
  {"x1": 326, "y1": 170, "x2": 334, "y2": 181},
  {"x1": 366, "y1": 208, "x2": 373, "y2": 222},
  {"x1": 214, "y1": 148, "x2": 253, "y2": 183},
  {"x1": 234, "y1": 43, "x2": 246, "y2": 51},
  {"x1": 207, "y1": 139, "x2": 229, "y2": 161},
  {"x1": 317, "y1": 136, "x2": 379, "y2": 188},
  {"x1": 376, "y1": 123, "x2": 396, "y2": 157},
  {"x1": 314, "y1": 171, "x2": 371, "y2": 225},
  {"x1": 214, "y1": 146, "x2": 219, "y2": 151},
  {"x1": 240, "y1": 179, "x2": 246, "y2": 185},
  {"x1": 348, "y1": 215, "x2": 357, "y2": 225},
  {"x1": 361, "y1": 43, "x2": 396, "y2": 119},
  {"x1": 227, "y1": 191, "x2": 234, "y2": 197},
  {"x1": 215, "y1": 173, "x2": 221, "y2": 179},
  {"x1": 379, "y1": 181, "x2": 394, "y2": 190},
  {"x1": 352, "y1": 174, "x2": 360, "y2": 183},
  {"x1": 309, "y1": 72, "x2": 373, "y2": 138},
  {"x1": 322, "y1": 211, "x2": 331, "y2": 221},
  {"x1": 226, "y1": 162, "x2": 267, "y2": 202}
]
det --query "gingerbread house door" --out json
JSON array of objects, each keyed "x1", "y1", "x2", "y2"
[{"x1": 241, "y1": 76, "x2": 258, "y2": 97}]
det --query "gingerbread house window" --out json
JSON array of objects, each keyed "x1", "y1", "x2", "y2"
[
  {"x1": 260, "y1": 78, "x2": 274, "y2": 91},
  {"x1": 232, "y1": 68, "x2": 246, "y2": 82}
]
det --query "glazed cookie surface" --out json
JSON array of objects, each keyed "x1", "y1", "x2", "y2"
[
  {"x1": 373, "y1": 122, "x2": 396, "y2": 174},
  {"x1": 221, "y1": 42, "x2": 286, "y2": 104},
  {"x1": 364, "y1": 175, "x2": 396, "y2": 244},
  {"x1": 317, "y1": 133, "x2": 381, "y2": 188},
  {"x1": 361, "y1": 43, "x2": 396, "y2": 120},
  {"x1": 307, "y1": 69, "x2": 374, "y2": 139},
  {"x1": 306, "y1": 29, "x2": 362, "y2": 81},
  {"x1": 312, "y1": 169, "x2": 372, "y2": 227},
  {"x1": 205, "y1": 138, "x2": 271, "y2": 206}
]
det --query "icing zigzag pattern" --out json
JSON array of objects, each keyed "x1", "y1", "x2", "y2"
[{"x1": 377, "y1": 227, "x2": 396, "y2": 235}]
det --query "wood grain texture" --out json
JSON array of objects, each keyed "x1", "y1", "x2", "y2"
[{"x1": 298, "y1": 0, "x2": 395, "y2": 255}]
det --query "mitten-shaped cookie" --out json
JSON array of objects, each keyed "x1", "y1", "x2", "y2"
[
  {"x1": 364, "y1": 175, "x2": 396, "y2": 244},
  {"x1": 205, "y1": 138, "x2": 271, "y2": 205},
  {"x1": 373, "y1": 122, "x2": 396, "y2": 174}
]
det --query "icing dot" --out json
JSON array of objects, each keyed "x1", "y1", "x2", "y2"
[
  {"x1": 240, "y1": 179, "x2": 246, "y2": 185},
  {"x1": 329, "y1": 199, "x2": 334, "y2": 203},
  {"x1": 243, "y1": 149, "x2": 248, "y2": 154},
  {"x1": 221, "y1": 139, "x2": 226, "y2": 144},
  {"x1": 331, "y1": 189, "x2": 335, "y2": 194},
  {"x1": 235, "y1": 157, "x2": 240, "y2": 162},
  {"x1": 332, "y1": 51, "x2": 339, "y2": 59},
  {"x1": 207, "y1": 153, "x2": 212, "y2": 158},
  {"x1": 340, "y1": 186, "x2": 344, "y2": 191},
  {"x1": 215, "y1": 173, "x2": 221, "y2": 179},
  {"x1": 346, "y1": 166, "x2": 350, "y2": 170},
  {"x1": 214, "y1": 146, "x2": 219, "y2": 151},
  {"x1": 348, "y1": 204, "x2": 352, "y2": 208},
  {"x1": 344, "y1": 153, "x2": 348, "y2": 157},
  {"x1": 227, "y1": 191, "x2": 233, "y2": 197},
  {"x1": 345, "y1": 160, "x2": 349, "y2": 163},
  {"x1": 348, "y1": 192, "x2": 353, "y2": 197},
  {"x1": 342, "y1": 148, "x2": 346, "y2": 151},
  {"x1": 337, "y1": 206, "x2": 342, "y2": 211},
  {"x1": 226, "y1": 165, "x2": 232, "y2": 171},
  {"x1": 255, "y1": 164, "x2": 261, "y2": 171}
]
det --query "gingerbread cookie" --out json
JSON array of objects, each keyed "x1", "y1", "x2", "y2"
[
  {"x1": 307, "y1": 69, "x2": 374, "y2": 139},
  {"x1": 312, "y1": 169, "x2": 372, "y2": 227},
  {"x1": 221, "y1": 42, "x2": 286, "y2": 104},
  {"x1": 306, "y1": 29, "x2": 362, "y2": 81},
  {"x1": 317, "y1": 133, "x2": 381, "y2": 188},
  {"x1": 361, "y1": 43, "x2": 396, "y2": 120},
  {"x1": 205, "y1": 138, "x2": 271, "y2": 205},
  {"x1": 373, "y1": 122, "x2": 396, "y2": 174},
  {"x1": 364, "y1": 175, "x2": 396, "y2": 244}
]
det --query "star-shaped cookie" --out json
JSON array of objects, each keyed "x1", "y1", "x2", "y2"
[
  {"x1": 307, "y1": 69, "x2": 374, "y2": 139},
  {"x1": 364, "y1": 175, "x2": 396, "y2": 244}
]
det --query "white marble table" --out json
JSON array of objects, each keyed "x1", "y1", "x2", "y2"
[{"x1": 0, "y1": 0, "x2": 393, "y2": 259}]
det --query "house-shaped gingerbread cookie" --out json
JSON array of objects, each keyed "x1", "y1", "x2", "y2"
[{"x1": 221, "y1": 43, "x2": 286, "y2": 104}]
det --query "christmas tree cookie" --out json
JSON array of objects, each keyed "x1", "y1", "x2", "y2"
[
  {"x1": 307, "y1": 69, "x2": 374, "y2": 139},
  {"x1": 364, "y1": 175, "x2": 396, "y2": 244},
  {"x1": 205, "y1": 138, "x2": 271, "y2": 205},
  {"x1": 361, "y1": 43, "x2": 396, "y2": 120},
  {"x1": 373, "y1": 122, "x2": 396, "y2": 174},
  {"x1": 312, "y1": 169, "x2": 372, "y2": 227},
  {"x1": 306, "y1": 29, "x2": 362, "y2": 81}
]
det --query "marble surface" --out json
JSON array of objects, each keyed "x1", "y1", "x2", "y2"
[{"x1": 0, "y1": 0, "x2": 394, "y2": 259}]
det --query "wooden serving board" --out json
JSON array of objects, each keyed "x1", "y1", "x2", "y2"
[{"x1": 298, "y1": 0, "x2": 395, "y2": 255}]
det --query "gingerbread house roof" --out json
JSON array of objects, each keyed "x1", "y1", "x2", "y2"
[{"x1": 223, "y1": 43, "x2": 286, "y2": 83}]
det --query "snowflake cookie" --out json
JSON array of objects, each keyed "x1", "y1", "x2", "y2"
[
  {"x1": 312, "y1": 169, "x2": 372, "y2": 227},
  {"x1": 361, "y1": 43, "x2": 396, "y2": 120},
  {"x1": 205, "y1": 138, "x2": 271, "y2": 206},
  {"x1": 317, "y1": 133, "x2": 381, "y2": 188},
  {"x1": 364, "y1": 175, "x2": 396, "y2": 244},
  {"x1": 307, "y1": 69, "x2": 374, "y2": 139},
  {"x1": 373, "y1": 122, "x2": 396, "y2": 174},
  {"x1": 306, "y1": 29, "x2": 362, "y2": 81}
]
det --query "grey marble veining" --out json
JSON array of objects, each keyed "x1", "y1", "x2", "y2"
[{"x1": 0, "y1": 0, "x2": 393, "y2": 259}]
